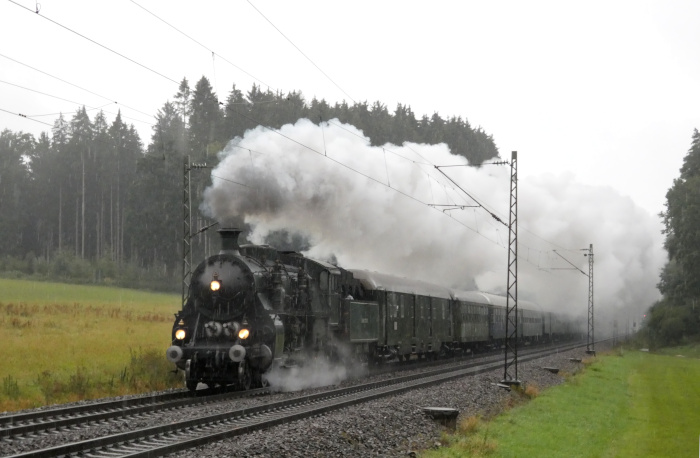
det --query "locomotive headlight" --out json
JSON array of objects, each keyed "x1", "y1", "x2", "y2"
[
  {"x1": 210, "y1": 280, "x2": 221, "y2": 291},
  {"x1": 175, "y1": 328, "x2": 186, "y2": 340},
  {"x1": 238, "y1": 328, "x2": 250, "y2": 340}
]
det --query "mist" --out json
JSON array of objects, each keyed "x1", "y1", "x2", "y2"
[{"x1": 202, "y1": 119, "x2": 665, "y2": 320}]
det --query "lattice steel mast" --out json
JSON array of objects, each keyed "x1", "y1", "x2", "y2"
[
  {"x1": 501, "y1": 151, "x2": 520, "y2": 386},
  {"x1": 585, "y1": 244, "x2": 595, "y2": 355},
  {"x1": 182, "y1": 156, "x2": 210, "y2": 308}
]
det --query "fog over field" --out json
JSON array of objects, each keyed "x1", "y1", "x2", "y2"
[{"x1": 203, "y1": 119, "x2": 664, "y2": 321}]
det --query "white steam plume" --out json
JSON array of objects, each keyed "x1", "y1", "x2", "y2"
[
  {"x1": 202, "y1": 119, "x2": 665, "y2": 319},
  {"x1": 263, "y1": 358, "x2": 367, "y2": 392}
]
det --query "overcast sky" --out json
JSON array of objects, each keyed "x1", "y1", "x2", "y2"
[
  {"x1": 3, "y1": 0, "x2": 697, "y2": 320},
  {"x1": 2, "y1": 0, "x2": 698, "y2": 216},
  {"x1": 2, "y1": 0, "x2": 699, "y2": 291}
]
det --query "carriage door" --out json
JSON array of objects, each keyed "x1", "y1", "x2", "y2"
[
  {"x1": 320, "y1": 270, "x2": 341, "y2": 318},
  {"x1": 385, "y1": 292, "x2": 399, "y2": 345},
  {"x1": 428, "y1": 299, "x2": 433, "y2": 337},
  {"x1": 412, "y1": 294, "x2": 417, "y2": 338}
]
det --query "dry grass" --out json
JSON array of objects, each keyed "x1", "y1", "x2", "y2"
[
  {"x1": 523, "y1": 383, "x2": 540, "y2": 399},
  {"x1": 433, "y1": 414, "x2": 499, "y2": 457},
  {"x1": 457, "y1": 415, "x2": 481, "y2": 435},
  {"x1": 0, "y1": 279, "x2": 182, "y2": 411},
  {"x1": 501, "y1": 382, "x2": 541, "y2": 411}
]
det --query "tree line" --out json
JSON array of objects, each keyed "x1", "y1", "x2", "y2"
[
  {"x1": 643, "y1": 129, "x2": 700, "y2": 346},
  {"x1": 0, "y1": 76, "x2": 500, "y2": 291}
]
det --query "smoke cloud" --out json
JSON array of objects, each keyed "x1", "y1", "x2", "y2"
[{"x1": 202, "y1": 119, "x2": 665, "y2": 321}]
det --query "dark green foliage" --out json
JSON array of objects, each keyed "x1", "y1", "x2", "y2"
[
  {"x1": 0, "y1": 76, "x2": 499, "y2": 290},
  {"x1": 126, "y1": 102, "x2": 185, "y2": 276},
  {"x1": 659, "y1": 129, "x2": 700, "y2": 304},
  {"x1": 189, "y1": 76, "x2": 223, "y2": 162},
  {"x1": 0, "y1": 130, "x2": 33, "y2": 256},
  {"x1": 648, "y1": 129, "x2": 700, "y2": 345},
  {"x1": 644, "y1": 299, "x2": 699, "y2": 348}
]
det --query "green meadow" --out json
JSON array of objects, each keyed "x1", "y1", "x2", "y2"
[
  {"x1": 0, "y1": 278, "x2": 183, "y2": 411},
  {"x1": 424, "y1": 346, "x2": 700, "y2": 457}
]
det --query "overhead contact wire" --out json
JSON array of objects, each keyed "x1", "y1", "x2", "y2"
[
  {"x1": 0, "y1": 52, "x2": 154, "y2": 119},
  {"x1": 130, "y1": 0, "x2": 275, "y2": 91},
  {"x1": 8, "y1": 0, "x2": 179, "y2": 84},
  {"x1": 0, "y1": 79, "x2": 153, "y2": 127},
  {"x1": 247, "y1": 0, "x2": 355, "y2": 104}
]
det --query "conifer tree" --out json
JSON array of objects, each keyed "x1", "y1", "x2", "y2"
[{"x1": 659, "y1": 129, "x2": 700, "y2": 305}]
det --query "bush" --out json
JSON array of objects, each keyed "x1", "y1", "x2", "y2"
[
  {"x1": 644, "y1": 300, "x2": 699, "y2": 348},
  {"x1": 0, "y1": 255, "x2": 30, "y2": 275},
  {"x1": 0, "y1": 249, "x2": 179, "y2": 294}
]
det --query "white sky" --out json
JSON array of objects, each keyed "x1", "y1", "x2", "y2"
[{"x1": 1, "y1": 0, "x2": 698, "y2": 220}]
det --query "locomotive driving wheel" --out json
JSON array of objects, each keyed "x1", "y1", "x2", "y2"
[
  {"x1": 185, "y1": 359, "x2": 198, "y2": 392},
  {"x1": 252, "y1": 369, "x2": 269, "y2": 388},
  {"x1": 238, "y1": 359, "x2": 252, "y2": 390}
]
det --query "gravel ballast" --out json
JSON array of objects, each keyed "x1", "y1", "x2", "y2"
[
  {"x1": 167, "y1": 345, "x2": 600, "y2": 458},
  {"x1": 0, "y1": 344, "x2": 603, "y2": 457}
]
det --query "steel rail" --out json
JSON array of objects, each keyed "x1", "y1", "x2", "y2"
[
  {"x1": 0, "y1": 338, "x2": 564, "y2": 439},
  {"x1": 0, "y1": 387, "x2": 268, "y2": 439},
  {"x1": 6, "y1": 341, "x2": 589, "y2": 458}
]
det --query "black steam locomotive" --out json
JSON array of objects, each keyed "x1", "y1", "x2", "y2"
[{"x1": 166, "y1": 228, "x2": 579, "y2": 391}]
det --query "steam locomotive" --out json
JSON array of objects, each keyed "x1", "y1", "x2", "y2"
[{"x1": 166, "y1": 228, "x2": 579, "y2": 391}]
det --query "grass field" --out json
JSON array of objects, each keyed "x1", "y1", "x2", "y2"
[
  {"x1": 0, "y1": 278, "x2": 183, "y2": 411},
  {"x1": 424, "y1": 346, "x2": 700, "y2": 457}
]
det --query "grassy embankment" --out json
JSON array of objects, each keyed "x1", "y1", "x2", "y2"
[
  {"x1": 0, "y1": 278, "x2": 182, "y2": 412},
  {"x1": 424, "y1": 344, "x2": 700, "y2": 457}
]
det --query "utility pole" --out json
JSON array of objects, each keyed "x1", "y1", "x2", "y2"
[
  {"x1": 431, "y1": 153, "x2": 517, "y2": 387},
  {"x1": 584, "y1": 244, "x2": 595, "y2": 355},
  {"x1": 552, "y1": 245, "x2": 595, "y2": 354},
  {"x1": 182, "y1": 156, "x2": 210, "y2": 308},
  {"x1": 501, "y1": 151, "x2": 520, "y2": 387}
]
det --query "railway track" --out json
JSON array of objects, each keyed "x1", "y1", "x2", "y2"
[
  {"x1": 2, "y1": 341, "x2": 587, "y2": 457},
  {"x1": 0, "y1": 386, "x2": 269, "y2": 440},
  {"x1": 0, "y1": 340, "x2": 567, "y2": 441}
]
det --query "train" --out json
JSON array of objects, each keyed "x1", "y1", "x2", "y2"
[{"x1": 166, "y1": 228, "x2": 581, "y2": 391}]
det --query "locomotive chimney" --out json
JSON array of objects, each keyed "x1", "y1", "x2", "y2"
[{"x1": 218, "y1": 228, "x2": 242, "y2": 255}]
